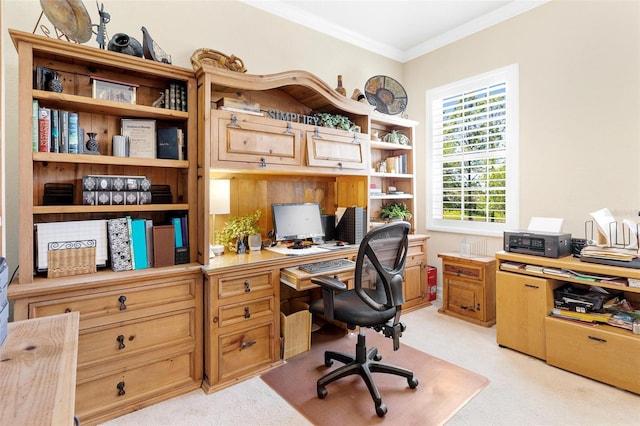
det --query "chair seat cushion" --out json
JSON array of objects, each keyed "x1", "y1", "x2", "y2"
[{"x1": 309, "y1": 289, "x2": 396, "y2": 327}]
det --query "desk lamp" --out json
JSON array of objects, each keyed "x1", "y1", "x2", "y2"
[{"x1": 210, "y1": 179, "x2": 230, "y2": 258}]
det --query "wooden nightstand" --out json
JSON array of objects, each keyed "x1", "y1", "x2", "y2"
[{"x1": 437, "y1": 252, "x2": 496, "y2": 327}]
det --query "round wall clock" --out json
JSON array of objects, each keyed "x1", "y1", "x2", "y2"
[{"x1": 364, "y1": 75, "x2": 408, "y2": 115}]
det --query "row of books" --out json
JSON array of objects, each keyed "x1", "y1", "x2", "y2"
[
  {"x1": 82, "y1": 175, "x2": 152, "y2": 206},
  {"x1": 33, "y1": 101, "x2": 80, "y2": 153},
  {"x1": 106, "y1": 214, "x2": 189, "y2": 272},
  {"x1": 165, "y1": 82, "x2": 188, "y2": 112},
  {"x1": 383, "y1": 154, "x2": 409, "y2": 174}
]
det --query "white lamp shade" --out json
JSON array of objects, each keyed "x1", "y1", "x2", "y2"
[{"x1": 210, "y1": 179, "x2": 230, "y2": 214}]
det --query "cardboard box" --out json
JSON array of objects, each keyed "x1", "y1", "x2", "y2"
[{"x1": 280, "y1": 300, "x2": 311, "y2": 360}]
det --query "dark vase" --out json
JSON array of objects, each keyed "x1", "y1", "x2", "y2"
[
  {"x1": 85, "y1": 132, "x2": 100, "y2": 155},
  {"x1": 46, "y1": 72, "x2": 63, "y2": 93},
  {"x1": 108, "y1": 33, "x2": 143, "y2": 57}
]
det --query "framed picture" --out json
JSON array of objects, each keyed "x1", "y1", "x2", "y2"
[
  {"x1": 92, "y1": 77, "x2": 138, "y2": 104},
  {"x1": 121, "y1": 119, "x2": 156, "y2": 159}
]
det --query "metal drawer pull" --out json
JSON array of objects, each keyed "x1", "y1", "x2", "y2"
[
  {"x1": 284, "y1": 122, "x2": 293, "y2": 134},
  {"x1": 259, "y1": 157, "x2": 266, "y2": 168},
  {"x1": 588, "y1": 336, "x2": 607, "y2": 343},
  {"x1": 240, "y1": 340, "x2": 256, "y2": 350},
  {"x1": 244, "y1": 280, "x2": 251, "y2": 292},
  {"x1": 118, "y1": 295, "x2": 127, "y2": 311},
  {"x1": 229, "y1": 114, "x2": 240, "y2": 127},
  {"x1": 244, "y1": 307, "x2": 251, "y2": 318},
  {"x1": 116, "y1": 334, "x2": 126, "y2": 350},
  {"x1": 117, "y1": 381, "x2": 126, "y2": 396},
  {"x1": 338, "y1": 162, "x2": 343, "y2": 170},
  {"x1": 524, "y1": 284, "x2": 539, "y2": 289}
]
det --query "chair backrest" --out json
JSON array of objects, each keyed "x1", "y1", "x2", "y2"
[{"x1": 354, "y1": 221, "x2": 410, "y2": 312}]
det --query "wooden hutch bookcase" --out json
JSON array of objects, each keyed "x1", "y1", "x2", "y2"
[{"x1": 8, "y1": 30, "x2": 203, "y2": 425}]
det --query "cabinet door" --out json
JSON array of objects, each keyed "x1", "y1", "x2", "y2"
[
  {"x1": 445, "y1": 278, "x2": 483, "y2": 320},
  {"x1": 402, "y1": 264, "x2": 424, "y2": 309},
  {"x1": 496, "y1": 271, "x2": 548, "y2": 359},
  {"x1": 214, "y1": 111, "x2": 302, "y2": 168},
  {"x1": 306, "y1": 128, "x2": 367, "y2": 171}
]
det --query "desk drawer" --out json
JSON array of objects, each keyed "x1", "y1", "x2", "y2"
[
  {"x1": 406, "y1": 242, "x2": 426, "y2": 267},
  {"x1": 217, "y1": 270, "x2": 274, "y2": 299},
  {"x1": 545, "y1": 317, "x2": 640, "y2": 393},
  {"x1": 219, "y1": 322, "x2": 275, "y2": 382},
  {"x1": 443, "y1": 262, "x2": 483, "y2": 282},
  {"x1": 77, "y1": 309, "x2": 195, "y2": 373},
  {"x1": 75, "y1": 351, "x2": 196, "y2": 422},
  {"x1": 29, "y1": 277, "x2": 197, "y2": 328},
  {"x1": 217, "y1": 296, "x2": 274, "y2": 329}
]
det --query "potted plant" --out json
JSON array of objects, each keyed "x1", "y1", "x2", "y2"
[
  {"x1": 380, "y1": 202, "x2": 412, "y2": 222},
  {"x1": 215, "y1": 210, "x2": 262, "y2": 253}
]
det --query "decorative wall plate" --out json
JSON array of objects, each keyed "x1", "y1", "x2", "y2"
[
  {"x1": 364, "y1": 75, "x2": 408, "y2": 115},
  {"x1": 40, "y1": 0, "x2": 92, "y2": 43}
]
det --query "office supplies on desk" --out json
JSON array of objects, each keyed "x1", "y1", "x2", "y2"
[{"x1": 266, "y1": 245, "x2": 329, "y2": 256}]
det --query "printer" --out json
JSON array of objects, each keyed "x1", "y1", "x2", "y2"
[{"x1": 504, "y1": 230, "x2": 571, "y2": 258}]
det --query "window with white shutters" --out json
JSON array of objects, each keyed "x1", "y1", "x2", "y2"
[{"x1": 426, "y1": 65, "x2": 519, "y2": 236}]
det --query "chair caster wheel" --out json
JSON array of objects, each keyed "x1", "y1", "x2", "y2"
[
  {"x1": 408, "y1": 377, "x2": 419, "y2": 389},
  {"x1": 376, "y1": 403, "x2": 387, "y2": 417},
  {"x1": 317, "y1": 385, "x2": 328, "y2": 399},
  {"x1": 373, "y1": 353, "x2": 382, "y2": 361},
  {"x1": 324, "y1": 359, "x2": 333, "y2": 367}
]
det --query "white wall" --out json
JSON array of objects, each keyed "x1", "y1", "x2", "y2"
[{"x1": 404, "y1": 0, "x2": 640, "y2": 276}]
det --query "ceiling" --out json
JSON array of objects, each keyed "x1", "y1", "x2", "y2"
[{"x1": 241, "y1": 0, "x2": 549, "y2": 62}]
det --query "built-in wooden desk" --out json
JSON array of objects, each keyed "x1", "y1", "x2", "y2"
[
  {"x1": 200, "y1": 235, "x2": 429, "y2": 394},
  {"x1": 0, "y1": 311, "x2": 80, "y2": 425}
]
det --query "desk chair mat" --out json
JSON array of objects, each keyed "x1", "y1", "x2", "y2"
[{"x1": 261, "y1": 326, "x2": 489, "y2": 425}]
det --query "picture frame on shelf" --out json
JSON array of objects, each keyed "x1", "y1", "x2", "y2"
[
  {"x1": 121, "y1": 118, "x2": 156, "y2": 159},
  {"x1": 92, "y1": 76, "x2": 138, "y2": 104},
  {"x1": 35, "y1": 66, "x2": 54, "y2": 90}
]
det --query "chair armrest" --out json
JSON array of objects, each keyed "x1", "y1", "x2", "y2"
[
  {"x1": 310, "y1": 275, "x2": 347, "y2": 291},
  {"x1": 310, "y1": 276, "x2": 347, "y2": 321}
]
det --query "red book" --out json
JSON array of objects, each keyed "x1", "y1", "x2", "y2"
[{"x1": 37, "y1": 107, "x2": 51, "y2": 152}]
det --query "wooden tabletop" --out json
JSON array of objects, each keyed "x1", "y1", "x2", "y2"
[{"x1": 0, "y1": 312, "x2": 80, "y2": 425}]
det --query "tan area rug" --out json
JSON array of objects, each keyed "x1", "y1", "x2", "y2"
[{"x1": 262, "y1": 326, "x2": 489, "y2": 425}]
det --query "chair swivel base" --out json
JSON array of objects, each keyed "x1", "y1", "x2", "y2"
[{"x1": 316, "y1": 333, "x2": 419, "y2": 417}]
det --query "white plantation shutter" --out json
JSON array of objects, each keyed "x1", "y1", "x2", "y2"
[{"x1": 426, "y1": 65, "x2": 519, "y2": 235}]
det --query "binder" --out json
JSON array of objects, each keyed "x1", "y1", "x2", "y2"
[
  {"x1": 172, "y1": 217, "x2": 183, "y2": 248},
  {"x1": 107, "y1": 218, "x2": 133, "y2": 272},
  {"x1": 131, "y1": 218, "x2": 149, "y2": 269},
  {"x1": 153, "y1": 225, "x2": 175, "y2": 267}
]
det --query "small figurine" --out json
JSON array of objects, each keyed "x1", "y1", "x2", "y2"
[
  {"x1": 152, "y1": 92, "x2": 165, "y2": 108},
  {"x1": 141, "y1": 26, "x2": 172, "y2": 64},
  {"x1": 94, "y1": 2, "x2": 110, "y2": 49}
]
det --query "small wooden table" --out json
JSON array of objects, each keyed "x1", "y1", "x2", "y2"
[{"x1": 0, "y1": 312, "x2": 80, "y2": 425}]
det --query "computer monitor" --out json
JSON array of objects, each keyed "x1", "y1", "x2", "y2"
[{"x1": 272, "y1": 202, "x2": 325, "y2": 248}]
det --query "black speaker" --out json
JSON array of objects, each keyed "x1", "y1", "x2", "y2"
[
  {"x1": 321, "y1": 214, "x2": 335, "y2": 242},
  {"x1": 571, "y1": 238, "x2": 587, "y2": 257}
]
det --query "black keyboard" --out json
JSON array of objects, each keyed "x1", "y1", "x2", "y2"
[{"x1": 298, "y1": 258, "x2": 355, "y2": 273}]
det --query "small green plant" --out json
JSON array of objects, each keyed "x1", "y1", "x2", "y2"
[
  {"x1": 215, "y1": 210, "x2": 262, "y2": 252},
  {"x1": 380, "y1": 202, "x2": 412, "y2": 221},
  {"x1": 315, "y1": 112, "x2": 357, "y2": 131}
]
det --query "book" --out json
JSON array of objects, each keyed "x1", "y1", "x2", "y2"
[
  {"x1": 59, "y1": 110, "x2": 69, "y2": 153},
  {"x1": 153, "y1": 225, "x2": 175, "y2": 267},
  {"x1": 156, "y1": 127, "x2": 180, "y2": 160},
  {"x1": 126, "y1": 216, "x2": 136, "y2": 269},
  {"x1": 68, "y1": 112, "x2": 79, "y2": 153},
  {"x1": 172, "y1": 217, "x2": 183, "y2": 248},
  {"x1": 37, "y1": 107, "x2": 51, "y2": 152},
  {"x1": 178, "y1": 128, "x2": 185, "y2": 160},
  {"x1": 32, "y1": 99, "x2": 39, "y2": 152},
  {"x1": 130, "y1": 218, "x2": 149, "y2": 269},
  {"x1": 145, "y1": 219, "x2": 154, "y2": 267},
  {"x1": 51, "y1": 109, "x2": 59, "y2": 153},
  {"x1": 122, "y1": 119, "x2": 156, "y2": 159},
  {"x1": 107, "y1": 218, "x2": 133, "y2": 272}
]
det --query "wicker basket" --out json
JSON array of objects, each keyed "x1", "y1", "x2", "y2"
[
  {"x1": 47, "y1": 247, "x2": 97, "y2": 278},
  {"x1": 190, "y1": 48, "x2": 247, "y2": 73}
]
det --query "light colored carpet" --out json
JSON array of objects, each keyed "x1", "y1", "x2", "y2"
[
  {"x1": 102, "y1": 303, "x2": 640, "y2": 425},
  {"x1": 261, "y1": 326, "x2": 488, "y2": 425}
]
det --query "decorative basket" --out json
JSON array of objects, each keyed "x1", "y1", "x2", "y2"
[
  {"x1": 190, "y1": 48, "x2": 247, "y2": 73},
  {"x1": 47, "y1": 247, "x2": 96, "y2": 278}
]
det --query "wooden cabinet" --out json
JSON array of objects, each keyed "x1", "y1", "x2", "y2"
[
  {"x1": 203, "y1": 265, "x2": 281, "y2": 393},
  {"x1": 438, "y1": 252, "x2": 496, "y2": 326},
  {"x1": 9, "y1": 268, "x2": 203, "y2": 425},
  {"x1": 495, "y1": 251, "x2": 640, "y2": 394},
  {"x1": 402, "y1": 235, "x2": 430, "y2": 312},
  {"x1": 495, "y1": 271, "x2": 550, "y2": 358}
]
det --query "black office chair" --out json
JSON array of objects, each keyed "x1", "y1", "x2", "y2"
[{"x1": 309, "y1": 221, "x2": 418, "y2": 417}]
